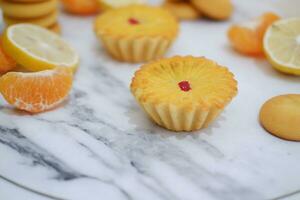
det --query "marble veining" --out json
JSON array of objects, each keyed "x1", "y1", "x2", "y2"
[{"x1": 1, "y1": 0, "x2": 300, "y2": 200}]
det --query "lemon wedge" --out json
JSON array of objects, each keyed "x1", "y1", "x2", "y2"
[
  {"x1": 2, "y1": 24, "x2": 79, "y2": 72},
  {"x1": 263, "y1": 18, "x2": 300, "y2": 75}
]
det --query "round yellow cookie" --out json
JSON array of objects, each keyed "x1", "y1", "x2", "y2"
[
  {"x1": 190, "y1": 0, "x2": 233, "y2": 20},
  {"x1": 1, "y1": 0, "x2": 57, "y2": 18},
  {"x1": 4, "y1": 11, "x2": 58, "y2": 27},
  {"x1": 6, "y1": 0, "x2": 46, "y2": 2},
  {"x1": 259, "y1": 94, "x2": 300, "y2": 141},
  {"x1": 48, "y1": 22, "x2": 61, "y2": 34},
  {"x1": 163, "y1": 2, "x2": 201, "y2": 20}
]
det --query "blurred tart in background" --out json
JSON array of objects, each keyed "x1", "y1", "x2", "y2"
[{"x1": 94, "y1": 5, "x2": 179, "y2": 63}]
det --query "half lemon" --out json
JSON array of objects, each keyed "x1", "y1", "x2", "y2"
[
  {"x1": 2, "y1": 24, "x2": 79, "y2": 72},
  {"x1": 263, "y1": 18, "x2": 300, "y2": 75}
]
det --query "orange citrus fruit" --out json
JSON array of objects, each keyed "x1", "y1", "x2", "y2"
[
  {"x1": 61, "y1": 0, "x2": 99, "y2": 15},
  {"x1": 0, "y1": 38, "x2": 17, "y2": 73},
  {"x1": 0, "y1": 68, "x2": 73, "y2": 113},
  {"x1": 228, "y1": 12, "x2": 280, "y2": 56}
]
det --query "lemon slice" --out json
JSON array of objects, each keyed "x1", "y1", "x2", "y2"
[
  {"x1": 2, "y1": 24, "x2": 79, "y2": 72},
  {"x1": 99, "y1": 0, "x2": 146, "y2": 10},
  {"x1": 263, "y1": 18, "x2": 300, "y2": 75}
]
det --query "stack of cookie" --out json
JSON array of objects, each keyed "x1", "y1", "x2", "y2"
[
  {"x1": 162, "y1": 0, "x2": 233, "y2": 21},
  {"x1": 1, "y1": 0, "x2": 60, "y2": 33}
]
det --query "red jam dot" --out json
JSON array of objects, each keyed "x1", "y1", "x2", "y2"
[
  {"x1": 178, "y1": 81, "x2": 191, "y2": 92},
  {"x1": 128, "y1": 18, "x2": 139, "y2": 25}
]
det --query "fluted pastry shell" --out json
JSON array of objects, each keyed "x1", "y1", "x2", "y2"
[{"x1": 98, "y1": 35, "x2": 171, "y2": 62}]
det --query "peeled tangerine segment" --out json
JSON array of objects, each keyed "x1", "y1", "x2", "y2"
[
  {"x1": 2, "y1": 24, "x2": 79, "y2": 72},
  {"x1": 0, "y1": 68, "x2": 73, "y2": 113},
  {"x1": 263, "y1": 18, "x2": 300, "y2": 75},
  {"x1": 228, "y1": 12, "x2": 280, "y2": 55}
]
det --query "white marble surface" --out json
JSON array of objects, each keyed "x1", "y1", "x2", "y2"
[{"x1": 1, "y1": 0, "x2": 300, "y2": 200}]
